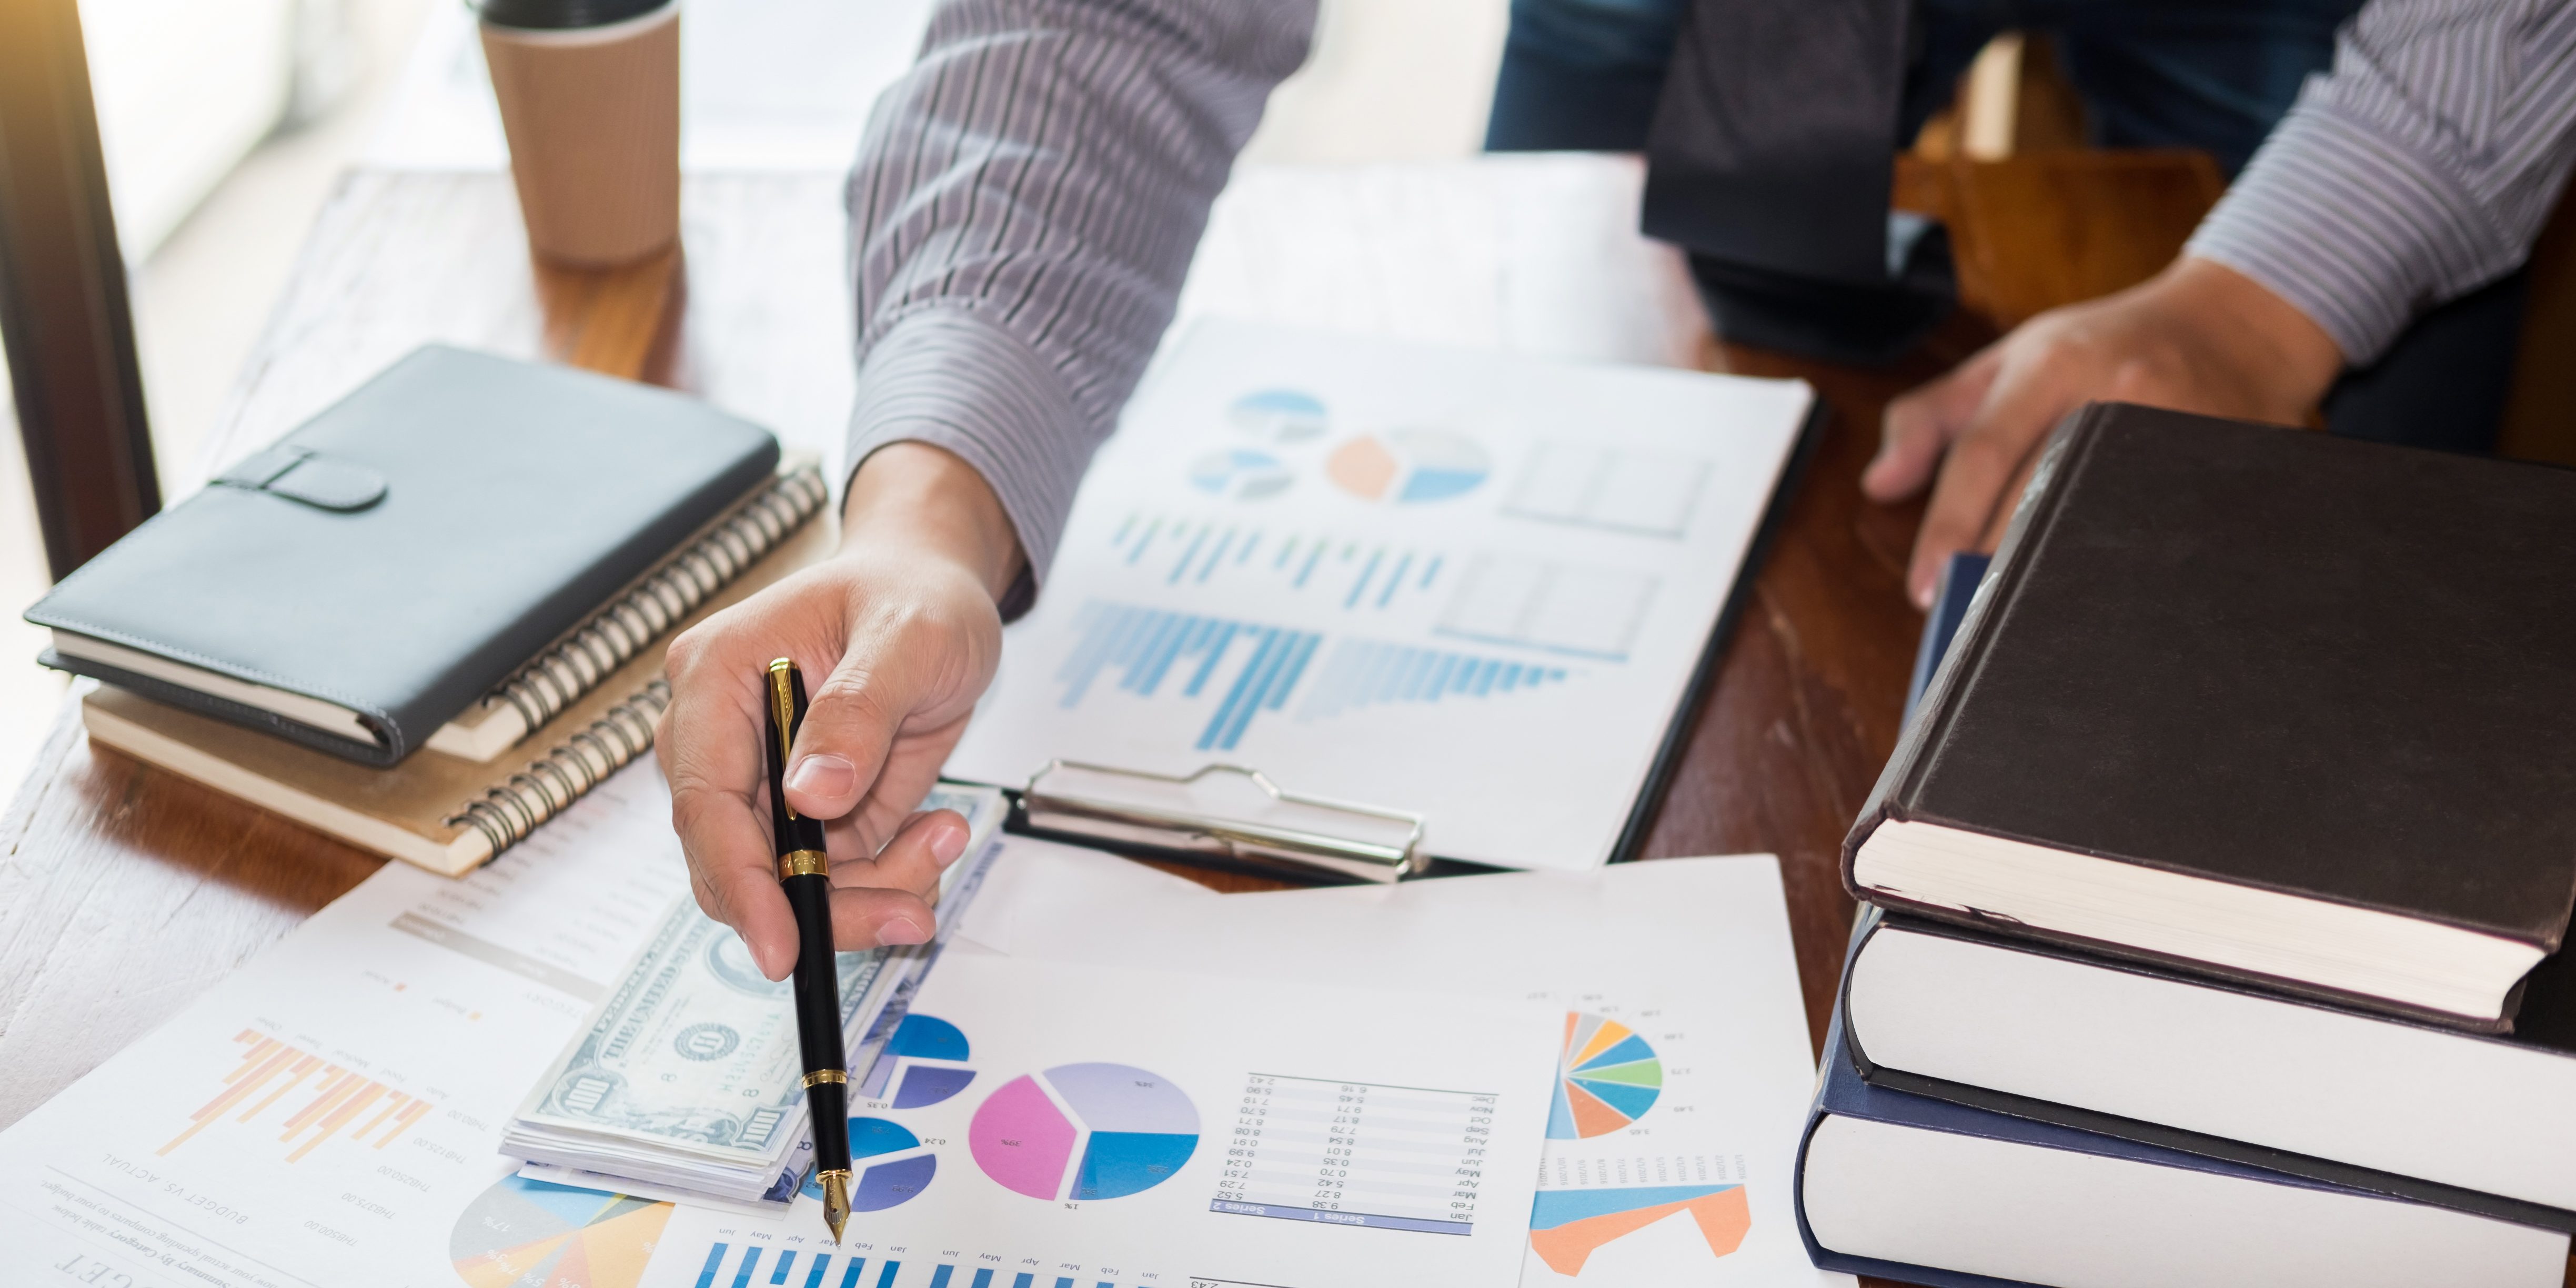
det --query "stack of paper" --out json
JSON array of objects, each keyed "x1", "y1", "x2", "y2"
[
  {"x1": 944, "y1": 838, "x2": 1854, "y2": 1287},
  {"x1": 498, "y1": 784, "x2": 1008, "y2": 1204}
]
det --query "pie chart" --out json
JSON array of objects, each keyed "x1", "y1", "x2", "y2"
[
  {"x1": 969, "y1": 1062, "x2": 1198, "y2": 1201},
  {"x1": 1230, "y1": 389, "x2": 1328, "y2": 442},
  {"x1": 1547, "y1": 1012, "x2": 1663, "y2": 1140},
  {"x1": 881, "y1": 1012, "x2": 977, "y2": 1109},
  {"x1": 450, "y1": 1174, "x2": 671, "y2": 1288},
  {"x1": 1189, "y1": 449, "x2": 1294, "y2": 501},
  {"x1": 1325, "y1": 429, "x2": 1490, "y2": 503},
  {"x1": 799, "y1": 1116, "x2": 938, "y2": 1211}
]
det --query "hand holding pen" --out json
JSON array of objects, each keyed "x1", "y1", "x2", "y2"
[{"x1": 764, "y1": 658, "x2": 857, "y2": 1241}]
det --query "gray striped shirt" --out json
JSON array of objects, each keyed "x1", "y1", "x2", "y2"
[{"x1": 846, "y1": 0, "x2": 2576, "y2": 588}]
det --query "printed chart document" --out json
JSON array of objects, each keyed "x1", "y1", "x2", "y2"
[
  {"x1": 953, "y1": 838, "x2": 1853, "y2": 1287},
  {"x1": 944, "y1": 321, "x2": 1813, "y2": 871},
  {"x1": 638, "y1": 952, "x2": 1559, "y2": 1288},
  {"x1": 0, "y1": 763, "x2": 692, "y2": 1288}
]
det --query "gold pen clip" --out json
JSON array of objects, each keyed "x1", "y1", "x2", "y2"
[{"x1": 767, "y1": 658, "x2": 801, "y2": 821}]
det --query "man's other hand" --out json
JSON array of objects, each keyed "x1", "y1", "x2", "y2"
[
  {"x1": 1863, "y1": 256, "x2": 2343, "y2": 608},
  {"x1": 656, "y1": 443, "x2": 1023, "y2": 980}
]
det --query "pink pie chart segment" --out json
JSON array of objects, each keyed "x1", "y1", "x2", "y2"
[{"x1": 968, "y1": 1074, "x2": 1079, "y2": 1199}]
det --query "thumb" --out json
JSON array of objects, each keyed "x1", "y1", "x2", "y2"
[
  {"x1": 782, "y1": 649, "x2": 912, "y2": 822},
  {"x1": 1864, "y1": 346, "x2": 1999, "y2": 502}
]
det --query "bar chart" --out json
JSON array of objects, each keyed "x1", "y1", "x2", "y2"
[
  {"x1": 1051, "y1": 603, "x2": 1322, "y2": 752},
  {"x1": 160, "y1": 1029, "x2": 433, "y2": 1163},
  {"x1": 685, "y1": 1244, "x2": 1137, "y2": 1288},
  {"x1": 1294, "y1": 639, "x2": 1567, "y2": 722},
  {"x1": 1106, "y1": 512, "x2": 1445, "y2": 615}
]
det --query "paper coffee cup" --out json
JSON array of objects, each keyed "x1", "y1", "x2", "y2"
[{"x1": 478, "y1": 0, "x2": 681, "y2": 267}]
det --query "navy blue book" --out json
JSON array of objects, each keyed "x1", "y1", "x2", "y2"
[{"x1": 1794, "y1": 997, "x2": 2567, "y2": 1286}]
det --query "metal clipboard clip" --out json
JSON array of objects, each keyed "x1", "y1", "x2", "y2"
[{"x1": 1020, "y1": 760, "x2": 1427, "y2": 883}]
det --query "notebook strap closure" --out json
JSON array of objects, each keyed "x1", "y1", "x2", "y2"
[{"x1": 213, "y1": 445, "x2": 388, "y2": 512}]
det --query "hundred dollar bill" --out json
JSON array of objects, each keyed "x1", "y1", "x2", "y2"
[{"x1": 502, "y1": 782, "x2": 1007, "y2": 1197}]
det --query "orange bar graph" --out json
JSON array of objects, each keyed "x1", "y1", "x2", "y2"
[{"x1": 160, "y1": 1030, "x2": 431, "y2": 1163}]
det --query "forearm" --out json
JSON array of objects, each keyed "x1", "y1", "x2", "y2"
[
  {"x1": 842, "y1": 0, "x2": 1315, "y2": 587},
  {"x1": 2186, "y1": 0, "x2": 2576, "y2": 364},
  {"x1": 841, "y1": 443, "x2": 1025, "y2": 605}
]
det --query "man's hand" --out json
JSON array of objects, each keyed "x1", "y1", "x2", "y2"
[
  {"x1": 657, "y1": 443, "x2": 1024, "y2": 980},
  {"x1": 1863, "y1": 256, "x2": 2344, "y2": 608}
]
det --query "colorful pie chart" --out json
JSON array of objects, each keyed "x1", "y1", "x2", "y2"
[
  {"x1": 880, "y1": 1012, "x2": 977, "y2": 1109},
  {"x1": 450, "y1": 1175, "x2": 670, "y2": 1288},
  {"x1": 969, "y1": 1062, "x2": 1198, "y2": 1201},
  {"x1": 798, "y1": 1116, "x2": 939, "y2": 1211},
  {"x1": 1546, "y1": 1012, "x2": 1663, "y2": 1140},
  {"x1": 1325, "y1": 429, "x2": 1490, "y2": 503},
  {"x1": 1230, "y1": 388, "x2": 1328, "y2": 442},
  {"x1": 1189, "y1": 449, "x2": 1294, "y2": 501}
]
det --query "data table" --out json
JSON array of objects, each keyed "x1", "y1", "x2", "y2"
[{"x1": 1210, "y1": 1073, "x2": 1495, "y2": 1235}]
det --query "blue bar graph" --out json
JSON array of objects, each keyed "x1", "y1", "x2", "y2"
[
  {"x1": 1053, "y1": 603, "x2": 1321, "y2": 751},
  {"x1": 1012, "y1": 1275, "x2": 1034, "y2": 1288},
  {"x1": 840, "y1": 1261, "x2": 866, "y2": 1288},
  {"x1": 696, "y1": 1244, "x2": 731, "y2": 1288},
  {"x1": 1109, "y1": 513, "x2": 1442, "y2": 610},
  {"x1": 1297, "y1": 639, "x2": 1568, "y2": 721},
  {"x1": 770, "y1": 1251, "x2": 799, "y2": 1284},
  {"x1": 928, "y1": 1267, "x2": 954, "y2": 1287},
  {"x1": 971, "y1": 1271, "x2": 996, "y2": 1288},
  {"x1": 876, "y1": 1263, "x2": 902, "y2": 1288},
  {"x1": 802, "y1": 1255, "x2": 837, "y2": 1288}
]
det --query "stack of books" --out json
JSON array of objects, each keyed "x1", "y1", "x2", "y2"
[
  {"x1": 25, "y1": 345, "x2": 831, "y2": 871},
  {"x1": 1795, "y1": 404, "x2": 2576, "y2": 1287}
]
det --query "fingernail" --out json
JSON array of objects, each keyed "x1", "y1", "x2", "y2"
[
  {"x1": 786, "y1": 753, "x2": 855, "y2": 801},
  {"x1": 929, "y1": 821, "x2": 968, "y2": 869},
  {"x1": 1912, "y1": 580, "x2": 1936, "y2": 611},
  {"x1": 878, "y1": 917, "x2": 927, "y2": 947}
]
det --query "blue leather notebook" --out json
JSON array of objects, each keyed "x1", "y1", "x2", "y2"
[{"x1": 28, "y1": 346, "x2": 779, "y2": 765}]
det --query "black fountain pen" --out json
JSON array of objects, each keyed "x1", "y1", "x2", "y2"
[{"x1": 764, "y1": 658, "x2": 853, "y2": 1242}]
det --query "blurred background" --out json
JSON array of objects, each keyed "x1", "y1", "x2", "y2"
[{"x1": 0, "y1": 0, "x2": 1510, "y2": 793}]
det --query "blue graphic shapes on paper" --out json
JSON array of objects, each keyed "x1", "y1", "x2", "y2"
[
  {"x1": 1072, "y1": 1131, "x2": 1200, "y2": 1200},
  {"x1": 851, "y1": 1118, "x2": 920, "y2": 1160},
  {"x1": 1187, "y1": 449, "x2": 1293, "y2": 501},
  {"x1": 887, "y1": 1014, "x2": 969, "y2": 1062},
  {"x1": 1230, "y1": 388, "x2": 1328, "y2": 442},
  {"x1": 893, "y1": 1064, "x2": 978, "y2": 1109},
  {"x1": 1297, "y1": 638, "x2": 1567, "y2": 722},
  {"x1": 1053, "y1": 602, "x2": 1321, "y2": 752},
  {"x1": 1575, "y1": 1034, "x2": 1656, "y2": 1071},
  {"x1": 851, "y1": 1155, "x2": 937, "y2": 1211}
]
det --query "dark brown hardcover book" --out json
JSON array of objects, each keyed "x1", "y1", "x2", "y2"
[{"x1": 1844, "y1": 402, "x2": 2576, "y2": 1031}]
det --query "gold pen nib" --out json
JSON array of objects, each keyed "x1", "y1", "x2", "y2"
[{"x1": 819, "y1": 1170, "x2": 851, "y2": 1243}]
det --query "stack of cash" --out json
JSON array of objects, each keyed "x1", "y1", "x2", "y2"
[{"x1": 500, "y1": 783, "x2": 1007, "y2": 1204}]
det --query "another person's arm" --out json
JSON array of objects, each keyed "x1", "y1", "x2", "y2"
[
  {"x1": 1866, "y1": 0, "x2": 2576, "y2": 607},
  {"x1": 658, "y1": 0, "x2": 1315, "y2": 978}
]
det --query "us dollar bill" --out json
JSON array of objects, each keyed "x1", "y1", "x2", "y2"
[
  {"x1": 513, "y1": 901, "x2": 891, "y2": 1165},
  {"x1": 508, "y1": 783, "x2": 1007, "y2": 1173}
]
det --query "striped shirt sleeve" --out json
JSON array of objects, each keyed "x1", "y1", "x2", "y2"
[
  {"x1": 842, "y1": 0, "x2": 1315, "y2": 596},
  {"x1": 2188, "y1": 0, "x2": 2576, "y2": 365}
]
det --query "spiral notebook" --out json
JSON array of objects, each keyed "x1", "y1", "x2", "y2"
[{"x1": 78, "y1": 464, "x2": 834, "y2": 875}]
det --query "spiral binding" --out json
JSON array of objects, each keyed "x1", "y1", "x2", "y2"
[
  {"x1": 447, "y1": 678, "x2": 669, "y2": 858},
  {"x1": 483, "y1": 464, "x2": 828, "y2": 739}
]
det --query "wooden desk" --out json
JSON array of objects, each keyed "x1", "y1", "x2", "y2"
[{"x1": 0, "y1": 169, "x2": 1969, "y2": 1284}]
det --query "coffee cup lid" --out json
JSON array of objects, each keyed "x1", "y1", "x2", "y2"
[{"x1": 474, "y1": 0, "x2": 669, "y2": 30}]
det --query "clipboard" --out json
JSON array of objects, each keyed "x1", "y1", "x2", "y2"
[
  {"x1": 997, "y1": 395, "x2": 1828, "y2": 886},
  {"x1": 1017, "y1": 760, "x2": 1428, "y2": 884}
]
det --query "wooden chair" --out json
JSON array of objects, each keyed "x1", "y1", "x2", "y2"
[{"x1": 1899, "y1": 31, "x2": 2576, "y2": 465}]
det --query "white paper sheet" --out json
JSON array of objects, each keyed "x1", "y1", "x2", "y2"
[
  {"x1": 636, "y1": 951, "x2": 1560, "y2": 1288},
  {"x1": 952, "y1": 838, "x2": 1854, "y2": 1287},
  {"x1": 943, "y1": 321, "x2": 1810, "y2": 871},
  {"x1": 0, "y1": 762, "x2": 691, "y2": 1288}
]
